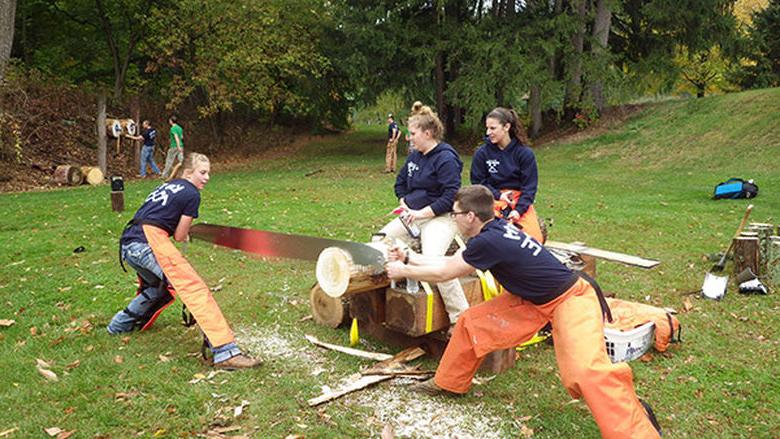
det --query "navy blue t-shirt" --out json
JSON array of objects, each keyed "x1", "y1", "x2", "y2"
[
  {"x1": 388, "y1": 122, "x2": 399, "y2": 139},
  {"x1": 470, "y1": 138, "x2": 538, "y2": 215},
  {"x1": 121, "y1": 179, "x2": 200, "y2": 245},
  {"x1": 141, "y1": 127, "x2": 157, "y2": 147},
  {"x1": 394, "y1": 143, "x2": 462, "y2": 215},
  {"x1": 462, "y1": 219, "x2": 576, "y2": 304}
]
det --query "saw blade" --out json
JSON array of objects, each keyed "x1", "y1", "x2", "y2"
[{"x1": 190, "y1": 223, "x2": 385, "y2": 270}]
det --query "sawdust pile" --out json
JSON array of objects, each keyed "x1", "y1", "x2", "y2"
[{"x1": 354, "y1": 384, "x2": 509, "y2": 439}]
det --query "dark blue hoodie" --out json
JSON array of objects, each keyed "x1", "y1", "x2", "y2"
[
  {"x1": 470, "y1": 138, "x2": 538, "y2": 215},
  {"x1": 394, "y1": 142, "x2": 462, "y2": 215}
]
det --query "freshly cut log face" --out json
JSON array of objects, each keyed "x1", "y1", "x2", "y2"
[
  {"x1": 80, "y1": 166, "x2": 104, "y2": 185},
  {"x1": 309, "y1": 283, "x2": 349, "y2": 328},
  {"x1": 316, "y1": 245, "x2": 390, "y2": 298}
]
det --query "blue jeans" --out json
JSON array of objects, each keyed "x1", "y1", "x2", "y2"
[
  {"x1": 107, "y1": 242, "x2": 168, "y2": 334},
  {"x1": 107, "y1": 242, "x2": 242, "y2": 362},
  {"x1": 140, "y1": 145, "x2": 161, "y2": 177}
]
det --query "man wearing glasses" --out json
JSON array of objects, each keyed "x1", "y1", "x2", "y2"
[{"x1": 385, "y1": 185, "x2": 662, "y2": 439}]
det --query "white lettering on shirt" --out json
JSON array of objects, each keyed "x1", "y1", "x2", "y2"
[
  {"x1": 502, "y1": 223, "x2": 542, "y2": 256},
  {"x1": 144, "y1": 183, "x2": 186, "y2": 207},
  {"x1": 486, "y1": 159, "x2": 500, "y2": 174},
  {"x1": 407, "y1": 161, "x2": 420, "y2": 177}
]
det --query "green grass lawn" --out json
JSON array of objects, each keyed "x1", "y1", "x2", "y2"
[{"x1": 1, "y1": 88, "x2": 780, "y2": 438}]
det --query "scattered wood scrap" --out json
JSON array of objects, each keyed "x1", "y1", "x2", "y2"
[
  {"x1": 305, "y1": 334, "x2": 392, "y2": 361},
  {"x1": 307, "y1": 346, "x2": 427, "y2": 407},
  {"x1": 545, "y1": 240, "x2": 660, "y2": 269}
]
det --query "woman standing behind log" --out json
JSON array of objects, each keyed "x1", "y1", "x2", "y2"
[
  {"x1": 107, "y1": 152, "x2": 261, "y2": 370},
  {"x1": 379, "y1": 105, "x2": 469, "y2": 325},
  {"x1": 470, "y1": 107, "x2": 544, "y2": 243}
]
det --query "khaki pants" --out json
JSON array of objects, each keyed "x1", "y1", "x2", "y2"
[
  {"x1": 384, "y1": 138, "x2": 399, "y2": 172},
  {"x1": 162, "y1": 148, "x2": 184, "y2": 179},
  {"x1": 434, "y1": 279, "x2": 660, "y2": 439},
  {"x1": 379, "y1": 214, "x2": 469, "y2": 323}
]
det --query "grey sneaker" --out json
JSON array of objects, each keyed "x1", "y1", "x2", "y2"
[
  {"x1": 213, "y1": 354, "x2": 262, "y2": 370},
  {"x1": 411, "y1": 378, "x2": 457, "y2": 397}
]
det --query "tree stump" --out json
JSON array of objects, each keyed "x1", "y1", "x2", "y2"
[
  {"x1": 746, "y1": 223, "x2": 774, "y2": 275},
  {"x1": 766, "y1": 237, "x2": 780, "y2": 288},
  {"x1": 80, "y1": 166, "x2": 104, "y2": 185},
  {"x1": 53, "y1": 165, "x2": 83, "y2": 186},
  {"x1": 110, "y1": 191, "x2": 124, "y2": 212},
  {"x1": 733, "y1": 236, "x2": 759, "y2": 278},
  {"x1": 310, "y1": 283, "x2": 349, "y2": 328}
]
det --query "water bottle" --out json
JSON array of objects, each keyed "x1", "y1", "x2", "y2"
[
  {"x1": 400, "y1": 211, "x2": 421, "y2": 239},
  {"x1": 406, "y1": 278, "x2": 419, "y2": 294}
]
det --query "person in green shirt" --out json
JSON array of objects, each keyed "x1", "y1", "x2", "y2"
[{"x1": 162, "y1": 115, "x2": 185, "y2": 180}]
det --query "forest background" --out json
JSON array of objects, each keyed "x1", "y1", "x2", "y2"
[{"x1": 0, "y1": 0, "x2": 780, "y2": 190}]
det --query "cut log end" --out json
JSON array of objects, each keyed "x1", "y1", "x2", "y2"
[
  {"x1": 309, "y1": 284, "x2": 348, "y2": 328},
  {"x1": 316, "y1": 247, "x2": 353, "y2": 298}
]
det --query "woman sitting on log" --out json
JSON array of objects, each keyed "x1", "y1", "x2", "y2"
[
  {"x1": 379, "y1": 105, "x2": 469, "y2": 325},
  {"x1": 107, "y1": 152, "x2": 261, "y2": 370},
  {"x1": 470, "y1": 107, "x2": 544, "y2": 243}
]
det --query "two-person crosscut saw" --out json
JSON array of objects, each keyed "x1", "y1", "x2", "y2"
[{"x1": 189, "y1": 223, "x2": 385, "y2": 272}]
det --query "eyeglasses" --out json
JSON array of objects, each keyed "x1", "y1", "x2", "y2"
[{"x1": 449, "y1": 211, "x2": 470, "y2": 218}]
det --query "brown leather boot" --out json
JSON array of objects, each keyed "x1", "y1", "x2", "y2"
[
  {"x1": 214, "y1": 354, "x2": 262, "y2": 370},
  {"x1": 410, "y1": 378, "x2": 458, "y2": 397}
]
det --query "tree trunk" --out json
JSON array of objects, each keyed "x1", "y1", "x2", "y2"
[
  {"x1": 589, "y1": 0, "x2": 612, "y2": 113},
  {"x1": 563, "y1": 0, "x2": 588, "y2": 113},
  {"x1": 97, "y1": 94, "x2": 107, "y2": 175},
  {"x1": 131, "y1": 95, "x2": 141, "y2": 169},
  {"x1": 0, "y1": 0, "x2": 16, "y2": 81},
  {"x1": 529, "y1": 84, "x2": 542, "y2": 138}
]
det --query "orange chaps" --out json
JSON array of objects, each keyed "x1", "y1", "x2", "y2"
[
  {"x1": 434, "y1": 278, "x2": 660, "y2": 439},
  {"x1": 143, "y1": 225, "x2": 235, "y2": 347},
  {"x1": 494, "y1": 190, "x2": 544, "y2": 243}
]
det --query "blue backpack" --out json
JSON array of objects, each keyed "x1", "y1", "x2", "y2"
[{"x1": 713, "y1": 178, "x2": 758, "y2": 199}]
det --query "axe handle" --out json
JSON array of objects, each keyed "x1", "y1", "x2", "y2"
[{"x1": 717, "y1": 204, "x2": 754, "y2": 266}]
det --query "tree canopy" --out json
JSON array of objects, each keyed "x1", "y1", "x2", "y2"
[{"x1": 4, "y1": 0, "x2": 764, "y2": 138}]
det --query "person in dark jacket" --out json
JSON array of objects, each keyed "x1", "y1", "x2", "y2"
[
  {"x1": 127, "y1": 120, "x2": 161, "y2": 178},
  {"x1": 470, "y1": 107, "x2": 544, "y2": 242},
  {"x1": 378, "y1": 105, "x2": 469, "y2": 324}
]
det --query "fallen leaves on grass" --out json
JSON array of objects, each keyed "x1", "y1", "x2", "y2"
[
  {"x1": 63, "y1": 320, "x2": 93, "y2": 335},
  {"x1": 65, "y1": 359, "x2": 80, "y2": 370},
  {"x1": 158, "y1": 354, "x2": 172, "y2": 362},
  {"x1": 30, "y1": 326, "x2": 38, "y2": 336},
  {"x1": 36, "y1": 359, "x2": 58, "y2": 382},
  {"x1": 0, "y1": 427, "x2": 19, "y2": 437},
  {"x1": 114, "y1": 390, "x2": 140, "y2": 401},
  {"x1": 682, "y1": 297, "x2": 694, "y2": 313},
  {"x1": 44, "y1": 427, "x2": 74, "y2": 437},
  {"x1": 0, "y1": 319, "x2": 15, "y2": 327},
  {"x1": 233, "y1": 400, "x2": 250, "y2": 418},
  {"x1": 114, "y1": 355, "x2": 124, "y2": 364},
  {"x1": 44, "y1": 427, "x2": 62, "y2": 436}
]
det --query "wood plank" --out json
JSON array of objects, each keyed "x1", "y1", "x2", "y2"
[
  {"x1": 545, "y1": 240, "x2": 660, "y2": 269},
  {"x1": 308, "y1": 374, "x2": 391, "y2": 406},
  {"x1": 307, "y1": 346, "x2": 427, "y2": 406},
  {"x1": 304, "y1": 334, "x2": 392, "y2": 361}
]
